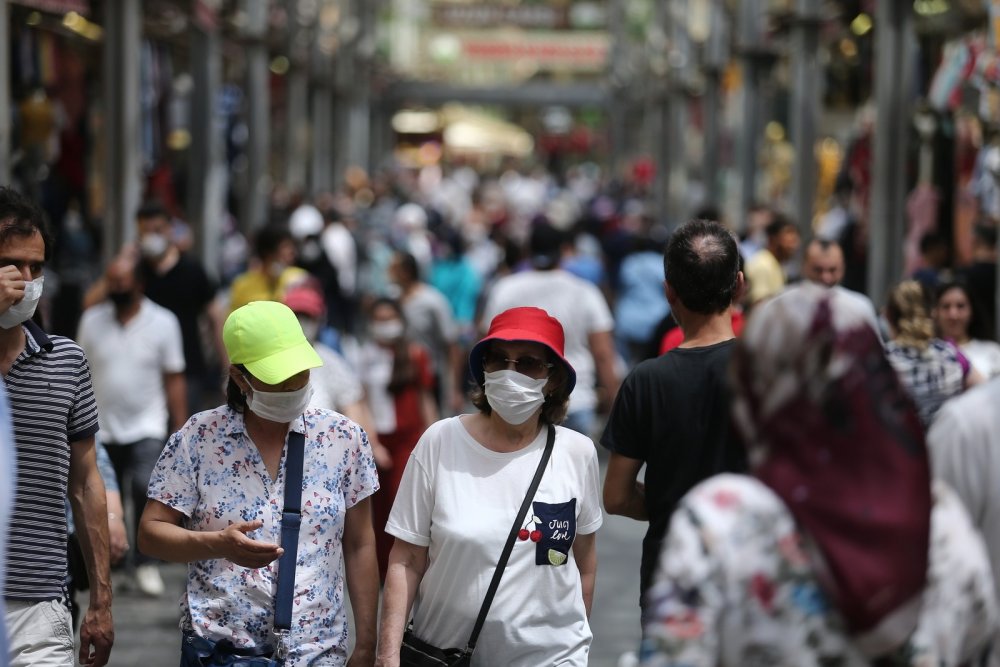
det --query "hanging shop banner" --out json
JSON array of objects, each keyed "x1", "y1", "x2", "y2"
[
  {"x1": 194, "y1": 0, "x2": 221, "y2": 31},
  {"x1": 992, "y1": 0, "x2": 1000, "y2": 51},
  {"x1": 11, "y1": 0, "x2": 89, "y2": 13}
]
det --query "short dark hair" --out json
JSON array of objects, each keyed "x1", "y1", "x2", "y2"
[
  {"x1": 919, "y1": 231, "x2": 948, "y2": 255},
  {"x1": 528, "y1": 218, "x2": 566, "y2": 269},
  {"x1": 0, "y1": 187, "x2": 53, "y2": 260},
  {"x1": 135, "y1": 200, "x2": 169, "y2": 222},
  {"x1": 393, "y1": 251, "x2": 420, "y2": 283},
  {"x1": 973, "y1": 224, "x2": 997, "y2": 249},
  {"x1": 808, "y1": 237, "x2": 840, "y2": 253},
  {"x1": 468, "y1": 341, "x2": 572, "y2": 425},
  {"x1": 765, "y1": 213, "x2": 796, "y2": 239},
  {"x1": 226, "y1": 364, "x2": 249, "y2": 412},
  {"x1": 254, "y1": 223, "x2": 294, "y2": 260},
  {"x1": 664, "y1": 219, "x2": 740, "y2": 314}
]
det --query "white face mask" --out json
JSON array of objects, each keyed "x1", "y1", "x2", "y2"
[
  {"x1": 0, "y1": 276, "x2": 44, "y2": 330},
  {"x1": 140, "y1": 233, "x2": 169, "y2": 259},
  {"x1": 246, "y1": 381, "x2": 313, "y2": 423},
  {"x1": 484, "y1": 369, "x2": 548, "y2": 425},
  {"x1": 371, "y1": 320, "x2": 404, "y2": 343}
]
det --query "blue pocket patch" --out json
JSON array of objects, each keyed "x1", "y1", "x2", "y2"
[{"x1": 532, "y1": 500, "x2": 576, "y2": 566}]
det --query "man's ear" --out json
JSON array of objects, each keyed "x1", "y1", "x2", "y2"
[
  {"x1": 664, "y1": 280, "x2": 675, "y2": 305},
  {"x1": 733, "y1": 271, "x2": 747, "y2": 304}
]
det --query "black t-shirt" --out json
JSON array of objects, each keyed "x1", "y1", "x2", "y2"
[
  {"x1": 143, "y1": 253, "x2": 217, "y2": 375},
  {"x1": 600, "y1": 339, "x2": 746, "y2": 597}
]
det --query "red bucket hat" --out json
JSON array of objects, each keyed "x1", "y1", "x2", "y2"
[
  {"x1": 283, "y1": 285, "x2": 325, "y2": 318},
  {"x1": 469, "y1": 307, "x2": 576, "y2": 392}
]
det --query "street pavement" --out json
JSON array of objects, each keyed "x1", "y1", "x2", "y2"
[{"x1": 99, "y1": 455, "x2": 647, "y2": 667}]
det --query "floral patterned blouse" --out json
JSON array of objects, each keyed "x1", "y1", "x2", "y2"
[
  {"x1": 147, "y1": 406, "x2": 379, "y2": 666},
  {"x1": 641, "y1": 475, "x2": 997, "y2": 667}
]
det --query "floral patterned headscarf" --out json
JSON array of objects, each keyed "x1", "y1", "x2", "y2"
[{"x1": 731, "y1": 283, "x2": 931, "y2": 653}]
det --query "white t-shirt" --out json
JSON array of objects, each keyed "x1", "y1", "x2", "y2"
[
  {"x1": 961, "y1": 339, "x2": 1000, "y2": 379},
  {"x1": 309, "y1": 343, "x2": 364, "y2": 412},
  {"x1": 480, "y1": 270, "x2": 614, "y2": 414},
  {"x1": 77, "y1": 298, "x2": 185, "y2": 443},
  {"x1": 387, "y1": 417, "x2": 603, "y2": 667}
]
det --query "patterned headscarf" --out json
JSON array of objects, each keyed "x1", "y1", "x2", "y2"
[{"x1": 731, "y1": 283, "x2": 931, "y2": 653}]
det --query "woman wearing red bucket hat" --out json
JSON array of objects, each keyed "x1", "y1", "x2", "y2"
[{"x1": 376, "y1": 307, "x2": 602, "y2": 667}]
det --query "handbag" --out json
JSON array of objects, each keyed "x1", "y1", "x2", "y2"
[
  {"x1": 399, "y1": 425, "x2": 556, "y2": 667},
  {"x1": 180, "y1": 429, "x2": 306, "y2": 667}
]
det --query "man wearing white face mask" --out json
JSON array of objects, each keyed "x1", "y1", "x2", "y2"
[
  {"x1": 377, "y1": 306, "x2": 602, "y2": 667},
  {"x1": 138, "y1": 300, "x2": 381, "y2": 666},
  {"x1": 0, "y1": 187, "x2": 114, "y2": 667},
  {"x1": 228, "y1": 224, "x2": 309, "y2": 315}
]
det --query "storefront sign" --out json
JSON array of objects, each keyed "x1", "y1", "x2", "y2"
[
  {"x1": 432, "y1": 3, "x2": 570, "y2": 30},
  {"x1": 11, "y1": 0, "x2": 89, "y2": 14},
  {"x1": 458, "y1": 32, "x2": 609, "y2": 70}
]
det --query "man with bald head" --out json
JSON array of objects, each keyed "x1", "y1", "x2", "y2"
[
  {"x1": 76, "y1": 255, "x2": 187, "y2": 597},
  {"x1": 802, "y1": 238, "x2": 881, "y2": 332},
  {"x1": 802, "y1": 238, "x2": 845, "y2": 287}
]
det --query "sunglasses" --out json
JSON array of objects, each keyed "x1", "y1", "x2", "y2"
[{"x1": 482, "y1": 350, "x2": 554, "y2": 379}]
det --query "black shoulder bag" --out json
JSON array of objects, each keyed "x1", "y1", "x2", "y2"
[{"x1": 399, "y1": 425, "x2": 555, "y2": 667}]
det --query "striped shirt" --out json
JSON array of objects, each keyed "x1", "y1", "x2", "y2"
[{"x1": 4, "y1": 321, "x2": 99, "y2": 601}]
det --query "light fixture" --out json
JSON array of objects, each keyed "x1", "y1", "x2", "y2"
[
  {"x1": 850, "y1": 13, "x2": 872, "y2": 36},
  {"x1": 269, "y1": 56, "x2": 290, "y2": 75}
]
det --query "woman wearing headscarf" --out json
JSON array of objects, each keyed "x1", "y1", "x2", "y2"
[
  {"x1": 375, "y1": 307, "x2": 602, "y2": 667},
  {"x1": 641, "y1": 282, "x2": 997, "y2": 666},
  {"x1": 885, "y1": 279, "x2": 982, "y2": 425},
  {"x1": 138, "y1": 301, "x2": 381, "y2": 666}
]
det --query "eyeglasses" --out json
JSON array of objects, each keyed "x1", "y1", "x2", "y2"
[{"x1": 482, "y1": 350, "x2": 554, "y2": 379}]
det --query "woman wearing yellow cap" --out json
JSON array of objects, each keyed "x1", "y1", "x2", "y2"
[{"x1": 138, "y1": 301, "x2": 381, "y2": 666}]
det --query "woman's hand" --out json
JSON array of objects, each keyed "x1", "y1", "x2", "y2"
[{"x1": 216, "y1": 520, "x2": 284, "y2": 568}]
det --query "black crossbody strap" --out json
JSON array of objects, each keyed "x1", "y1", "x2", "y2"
[
  {"x1": 273, "y1": 426, "x2": 306, "y2": 660},
  {"x1": 464, "y1": 424, "x2": 555, "y2": 653}
]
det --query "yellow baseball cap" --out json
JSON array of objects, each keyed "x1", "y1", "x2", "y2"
[{"x1": 223, "y1": 301, "x2": 323, "y2": 385}]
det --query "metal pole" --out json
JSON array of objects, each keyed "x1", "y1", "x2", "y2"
[
  {"x1": 738, "y1": 0, "x2": 766, "y2": 217},
  {"x1": 347, "y1": 0, "x2": 375, "y2": 173},
  {"x1": 650, "y1": 2, "x2": 670, "y2": 226},
  {"x1": 667, "y1": 0, "x2": 690, "y2": 227},
  {"x1": 241, "y1": 0, "x2": 270, "y2": 232},
  {"x1": 310, "y1": 75, "x2": 333, "y2": 197},
  {"x1": 188, "y1": 14, "x2": 224, "y2": 278},
  {"x1": 790, "y1": 0, "x2": 822, "y2": 240},
  {"x1": 607, "y1": 0, "x2": 628, "y2": 175},
  {"x1": 867, "y1": 2, "x2": 914, "y2": 304},
  {"x1": 0, "y1": 0, "x2": 10, "y2": 185},
  {"x1": 285, "y1": 0, "x2": 310, "y2": 194},
  {"x1": 702, "y1": 0, "x2": 727, "y2": 209},
  {"x1": 102, "y1": 0, "x2": 142, "y2": 264}
]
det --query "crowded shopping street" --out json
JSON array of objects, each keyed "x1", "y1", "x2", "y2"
[{"x1": 4, "y1": 1, "x2": 1000, "y2": 666}]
